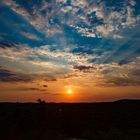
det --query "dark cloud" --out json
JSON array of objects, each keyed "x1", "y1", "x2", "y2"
[
  {"x1": 0, "y1": 67, "x2": 32, "y2": 82},
  {"x1": 20, "y1": 87, "x2": 47, "y2": 92},
  {"x1": 0, "y1": 41, "x2": 17, "y2": 48},
  {"x1": 73, "y1": 65, "x2": 95, "y2": 72},
  {"x1": 118, "y1": 60, "x2": 130, "y2": 66},
  {"x1": 63, "y1": 73, "x2": 80, "y2": 79},
  {"x1": 100, "y1": 77, "x2": 140, "y2": 87},
  {"x1": 101, "y1": 69, "x2": 114, "y2": 74},
  {"x1": 43, "y1": 85, "x2": 48, "y2": 87},
  {"x1": 97, "y1": 63, "x2": 140, "y2": 87},
  {"x1": 131, "y1": 69, "x2": 140, "y2": 76},
  {"x1": 43, "y1": 78, "x2": 57, "y2": 82}
]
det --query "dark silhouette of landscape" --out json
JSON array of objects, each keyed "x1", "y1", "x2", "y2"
[{"x1": 0, "y1": 99, "x2": 140, "y2": 140}]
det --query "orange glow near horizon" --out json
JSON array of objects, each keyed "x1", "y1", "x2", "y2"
[{"x1": 0, "y1": 81, "x2": 140, "y2": 103}]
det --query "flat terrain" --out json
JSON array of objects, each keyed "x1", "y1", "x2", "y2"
[{"x1": 0, "y1": 100, "x2": 140, "y2": 140}]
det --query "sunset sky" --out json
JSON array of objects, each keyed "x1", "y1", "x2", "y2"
[{"x1": 0, "y1": 0, "x2": 140, "y2": 102}]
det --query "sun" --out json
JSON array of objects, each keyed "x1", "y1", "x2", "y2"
[{"x1": 67, "y1": 89, "x2": 73, "y2": 95}]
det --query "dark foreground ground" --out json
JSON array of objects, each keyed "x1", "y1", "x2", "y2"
[{"x1": 0, "y1": 100, "x2": 140, "y2": 140}]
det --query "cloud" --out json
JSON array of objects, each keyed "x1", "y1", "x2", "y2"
[
  {"x1": 0, "y1": 43, "x2": 93, "y2": 70},
  {"x1": 0, "y1": 66, "x2": 32, "y2": 82},
  {"x1": 73, "y1": 65, "x2": 95, "y2": 72},
  {"x1": 0, "y1": 39, "x2": 140, "y2": 86},
  {"x1": 113, "y1": 34, "x2": 124, "y2": 39},
  {"x1": 1, "y1": 0, "x2": 63, "y2": 37},
  {"x1": 63, "y1": 73, "x2": 80, "y2": 79},
  {"x1": 19, "y1": 87, "x2": 47, "y2": 92},
  {"x1": 43, "y1": 78, "x2": 57, "y2": 82},
  {"x1": 43, "y1": 85, "x2": 48, "y2": 87},
  {"x1": 102, "y1": 77, "x2": 140, "y2": 86},
  {"x1": 0, "y1": 43, "x2": 79, "y2": 81},
  {"x1": 21, "y1": 32, "x2": 42, "y2": 41},
  {"x1": 2, "y1": 0, "x2": 140, "y2": 39},
  {"x1": 69, "y1": 0, "x2": 139, "y2": 38},
  {"x1": 95, "y1": 58, "x2": 140, "y2": 86}
]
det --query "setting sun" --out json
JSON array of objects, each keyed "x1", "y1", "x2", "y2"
[{"x1": 67, "y1": 89, "x2": 73, "y2": 95}]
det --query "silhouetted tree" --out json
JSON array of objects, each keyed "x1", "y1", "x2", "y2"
[{"x1": 37, "y1": 99, "x2": 46, "y2": 104}]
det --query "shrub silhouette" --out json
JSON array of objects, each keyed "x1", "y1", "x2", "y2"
[{"x1": 37, "y1": 99, "x2": 46, "y2": 104}]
